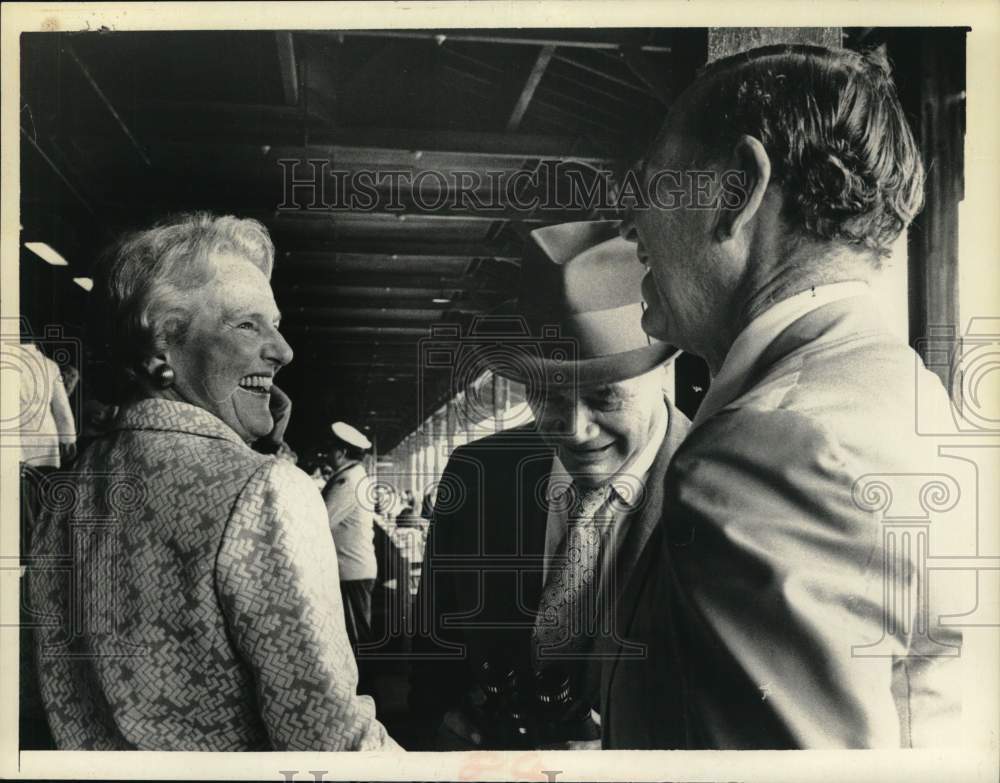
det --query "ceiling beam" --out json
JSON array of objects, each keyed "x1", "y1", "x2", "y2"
[
  {"x1": 296, "y1": 346, "x2": 420, "y2": 361},
  {"x1": 286, "y1": 306, "x2": 445, "y2": 322},
  {"x1": 283, "y1": 325, "x2": 432, "y2": 337},
  {"x1": 618, "y1": 45, "x2": 673, "y2": 105},
  {"x1": 311, "y1": 364, "x2": 420, "y2": 376},
  {"x1": 276, "y1": 276, "x2": 510, "y2": 301},
  {"x1": 138, "y1": 106, "x2": 614, "y2": 160},
  {"x1": 281, "y1": 285, "x2": 448, "y2": 299},
  {"x1": 64, "y1": 44, "x2": 151, "y2": 167},
  {"x1": 270, "y1": 197, "x2": 586, "y2": 224},
  {"x1": 507, "y1": 45, "x2": 555, "y2": 132},
  {"x1": 20, "y1": 127, "x2": 95, "y2": 215},
  {"x1": 275, "y1": 32, "x2": 300, "y2": 106},
  {"x1": 283, "y1": 296, "x2": 494, "y2": 312},
  {"x1": 544, "y1": 68, "x2": 636, "y2": 108},
  {"x1": 331, "y1": 29, "x2": 672, "y2": 53},
  {"x1": 278, "y1": 282, "x2": 509, "y2": 299},
  {"x1": 440, "y1": 44, "x2": 505, "y2": 76},
  {"x1": 268, "y1": 130, "x2": 612, "y2": 160},
  {"x1": 274, "y1": 273, "x2": 510, "y2": 291},
  {"x1": 550, "y1": 52, "x2": 651, "y2": 95},
  {"x1": 279, "y1": 240, "x2": 520, "y2": 261}
]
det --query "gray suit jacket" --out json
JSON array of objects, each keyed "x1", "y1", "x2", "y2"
[{"x1": 603, "y1": 297, "x2": 965, "y2": 748}]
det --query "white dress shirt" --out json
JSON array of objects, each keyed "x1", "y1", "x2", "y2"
[{"x1": 693, "y1": 282, "x2": 874, "y2": 429}]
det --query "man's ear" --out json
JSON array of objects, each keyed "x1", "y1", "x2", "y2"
[{"x1": 715, "y1": 134, "x2": 771, "y2": 242}]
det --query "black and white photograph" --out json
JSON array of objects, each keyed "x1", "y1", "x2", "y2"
[{"x1": 2, "y1": 2, "x2": 998, "y2": 781}]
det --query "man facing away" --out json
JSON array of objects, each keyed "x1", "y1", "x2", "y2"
[
  {"x1": 409, "y1": 221, "x2": 689, "y2": 749},
  {"x1": 612, "y1": 44, "x2": 965, "y2": 748}
]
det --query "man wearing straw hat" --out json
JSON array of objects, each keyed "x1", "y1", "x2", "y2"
[{"x1": 409, "y1": 221, "x2": 689, "y2": 749}]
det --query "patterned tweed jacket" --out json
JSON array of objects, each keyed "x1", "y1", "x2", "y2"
[{"x1": 29, "y1": 398, "x2": 396, "y2": 751}]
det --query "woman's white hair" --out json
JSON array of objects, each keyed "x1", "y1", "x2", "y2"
[{"x1": 94, "y1": 212, "x2": 275, "y2": 385}]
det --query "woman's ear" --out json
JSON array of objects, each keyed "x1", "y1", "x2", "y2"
[
  {"x1": 139, "y1": 353, "x2": 169, "y2": 377},
  {"x1": 714, "y1": 134, "x2": 772, "y2": 242},
  {"x1": 139, "y1": 352, "x2": 175, "y2": 389}
]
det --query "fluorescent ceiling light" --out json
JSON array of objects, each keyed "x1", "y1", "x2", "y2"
[
  {"x1": 73, "y1": 277, "x2": 94, "y2": 292},
  {"x1": 432, "y1": 297, "x2": 450, "y2": 304},
  {"x1": 25, "y1": 242, "x2": 69, "y2": 266}
]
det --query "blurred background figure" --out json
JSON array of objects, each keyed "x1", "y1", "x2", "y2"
[
  {"x1": 305, "y1": 461, "x2": 323, "y2": 485},
  {"x1": 420, "y1": 487, "x2": 437, "y2": 521},
  {"x1": 322, "y1": 420, "x2": 378, "y2": 688},
  {"x1": 304, "y1": 457, "x2": 333, "y2": 489},
  {"x1": 401, "y1": 489, "x2": 416, "y2": 515},
  {"x1": 274, "y1": 440, "x2": 298, "y2": 465},
  {"x1": 60, "y1": 363, "x2": 80, "y2": 397},
  {"x1": 370, "y1": 483, "x2": 412, "y2": 651},
  {"x1": 16, "y1": 339, "x2": 78, "y2": 750},
  {"x1": 390, "y1": 504, "x2": 428, "y2": 599},
  {"x1": 372, "y1": 482, "x2": 391, "y2": 521},
  {"x1": 17, "y1": 341, "x2": 77, "y2": 471}
]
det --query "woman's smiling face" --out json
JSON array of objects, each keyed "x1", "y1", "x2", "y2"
[{"x1": 165, "y1": 252, "x2": 294, "y2": 442}]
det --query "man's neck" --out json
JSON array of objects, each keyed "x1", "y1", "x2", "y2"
[{"x1": 701, "y1": 244, "x2": 875, "y2": 375}]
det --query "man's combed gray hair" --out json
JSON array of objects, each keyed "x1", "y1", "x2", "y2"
[
  {"x1": 94, "y1": 212, "x2": 275, "y2": 383},
  {"x1": 684, "y1": 45, "x2": 924, "y2": 263}
]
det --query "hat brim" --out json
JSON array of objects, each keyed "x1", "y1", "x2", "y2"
[{"x1": 491, "y1": 341, "x2": 679, "y2": 388}]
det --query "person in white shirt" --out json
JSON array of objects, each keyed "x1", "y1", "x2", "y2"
[
  {"x1": 17, "y1": 341, "x2": 76, "y2": 469},
  {"x1": 322, "y1": 422, "x2": 378, "y2": 656},
  {"x1": 614, "y1": 43, "x2": 964, "y2": 749}
]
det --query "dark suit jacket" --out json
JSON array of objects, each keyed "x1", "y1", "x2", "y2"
[
  {"x1": 603, "y1": 298, "x2": 966, "y2": 749},
  {"x1": 410, "y1": 398, "x2": 689, "y2": 733}
]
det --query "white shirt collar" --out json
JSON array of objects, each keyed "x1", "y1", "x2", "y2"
[{"x1": 692, "y1": 281, "x2": 872, "y2": 429}]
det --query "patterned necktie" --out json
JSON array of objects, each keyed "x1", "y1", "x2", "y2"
[{"x1": 532, "y1": 483, "x2": 613, "y2": 669}]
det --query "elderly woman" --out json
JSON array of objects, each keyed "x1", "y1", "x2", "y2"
[{"x1": 28, "y1": 213, "x2": 398, "y2": 751}]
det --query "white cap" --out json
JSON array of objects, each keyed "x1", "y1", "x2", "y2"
[{"x1": 331, "y1": 421, "x2": 372, "y2": 451}]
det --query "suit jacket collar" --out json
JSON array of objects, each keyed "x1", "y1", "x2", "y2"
[
  {"x1": 610, "y1": 396, "x2": 687, "y2": 592},
  {"x1": 111, "y1": 398, "x2": 249, "y2": 447},
  {"x1": 518, "y1": 443, "x2": 555, "y2": 612},
  {"x1": 598, "y1": 396, "x2": 689, "y2": 683},
  {"x1": 703, "y1": 296, "x2": 891, "y2": 426}
]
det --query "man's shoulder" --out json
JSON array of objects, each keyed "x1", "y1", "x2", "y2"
[
  {"x1": 682, "y1": 333, "x2": 948, "y2": 479},
  {"x1": 772, "y1": 329, "x2": 938, "y2": 438},
  {"x1": 341, "y1": 462, "x2": 368, "y2": 485}
]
